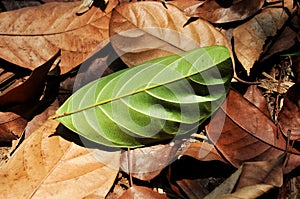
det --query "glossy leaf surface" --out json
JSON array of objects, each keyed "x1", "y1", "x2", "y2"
[{"x1": 55, "y1": 46, "x2": 233, "y2": 148}]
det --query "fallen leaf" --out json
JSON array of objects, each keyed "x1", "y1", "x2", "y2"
[
  {"x1": 186, "y1": 0, "x2": 264, "y2": 23},
  {"x1": 109, "y1": 1, "x2": 230, "y2": 66},
  {"x1": 0, "y1": 1, "x2": 118, "y2": 74},
  {"x1": 206, "y1": 89, "x2": 300, "y2": 173},
  {"x1": 278, "y1": 83, "x2": 300, "y2": 140},
  {"x1": 121, "y1": 143, "x2": 179, "y2": 181},
  {"x1": 205, "y1": 156, "x2": 283, "y2": 198},
  {"x1": 119, "y1": 186, "x2": 169, "y2": 199},
  {"x1": 218, "y1": 184, "x2": 274, "y2": 199},
  {"x1": 0, "y1": 119, "x2": 120, "y2": 198},
  {"x1": 0, "y1": 51, "x2": 59, "y2": 119},
  {"x1": 182, "y1": 141, "x2": 227, "y2": 163},
  {"x1": 168, "y1": 0, "x2": 204, "y2": 14},
  {"x1": 233, "y1": 6, "x2": 292, "y2": 75},
  {"x1": 0, "y1": 112, "x2": 27, "y2": 142},
  {"x1": 204, "y1": 165, "x2": 243, "y2": 199},
  {"x1": 24, "y1": 100, "x2": 59, "y2": 138},
  {"x1": 243, "y1": 85, "x2": 270, "y2": 117}
]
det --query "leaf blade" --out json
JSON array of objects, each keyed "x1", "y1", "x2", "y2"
[{"x1": 56, "y1": 46, "x2": 233, "y2": 147}]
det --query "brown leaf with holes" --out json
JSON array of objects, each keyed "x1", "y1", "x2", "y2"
[
  {"x1": 278, "y1": 83, "x2": 300, "y2": 140},
  {"x1": 119, "y1": 186, "x2": 169, "y2": 199},
  {"x1": 0, "y1": 0, "x2": 118, "y2": 74},
  {"x1": 109, "y1": 1, "x2": 230, "y2": 66},
  {"x1": 233, "y1": 6, "x2": 294, "y2": 75},
  {"x1": 186, "y1": 0, "x2": 264, "y2": 23},
  {"x1": 0, "y1": 119, "x2": 120, "y2": 198},
  {"x1": 206, "y1": 89, "x2": 300, "y2": 173},
  {"x1": 0, "y1": 112, "x2": 27, "y2": 142},
  {"x1": 121, "y1": 143, "x2": 179, "y2": 181}
]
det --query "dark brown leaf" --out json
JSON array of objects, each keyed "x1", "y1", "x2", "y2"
[
  {"x1": 243, "y1": 85, "x2": 270, "y2": 117},
  {"x1": 119, "y1": 186, "x2": 169, "y2": 199},
  {"x1": 0, "y1": 112, "x2": 27, "y2": 142},
  {"x1": 278, "y1": 83, "x2": 300, "y2": 140},
  {"x1": 182, "y1": 141, "x2": 227, "y2": 163},
  {"x1": 186, "y1": 0, "x2": 264, "y2": 23},
  {"x1": 206, "y1": 89, "x2": 300, "y2": 173},
  {"x1": 121, "y1": 143, "x2": 179, "y2": 181}
]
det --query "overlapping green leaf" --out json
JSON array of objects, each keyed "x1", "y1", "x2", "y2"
[{"x1": 54, "y1": 46, "x2": 233, "y2": 148}]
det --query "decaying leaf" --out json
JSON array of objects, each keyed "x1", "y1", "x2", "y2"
[
  {"x1": 24, "y1": 100, "x2": 59, "y2": 138},
  {"x1": 119, "y1": 186, "x2": 169, "y2": 199},
  {"x1": 186, "y1": 0, "x2": 264, "y2": 23},
  {"x1": 243, "y1": 85, "x2": 270, "y2": 117},
  {"x1": 109, "y1": 1, "x2": 230, "y2": 67},
  {"x1": 55, "y1": 46, "x2": 233, "y2": 148},
  {"x1": 0, "y1": 119, "x2": 120, "y2": 198},
  {"x1": 0, "y1": 51, "x2": 59, "y2": 118},
  {"x1": 205, "y1": 156, "x2": 283, "y2": 199},
  {"x1": 234, "y1": 7, "x2": 291, "y2": 75},
  {"x1": 121, "y1": 143, "x2": 179, "y2": 181},
  {"x1": 0, "y1": 1, "x2": 117, "y2": 74},
  {"x1": 0, "y1": 112, "x2": 27, "y2": 142},
  {"x1": 182, "y1": 141, "x2": 227, "y2": 163},
  {"x1": 206, "y1": 89, "x2": 300, "y2": 173},
  {"x1": 278, "y1": 83, "x2": 300, "y2": 140}
]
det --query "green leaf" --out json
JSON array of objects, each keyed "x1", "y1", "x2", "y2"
[{"x1": 54, "y1": 46, "x2": 233, "y2": 148}]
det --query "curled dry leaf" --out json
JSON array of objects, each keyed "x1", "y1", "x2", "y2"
[
  {"x1": 278, "y1": 83, "x2": 300, "y2": 140},
  {"x1": 219, "y1": 184, "x2": 274, "y2": 199},
  {"x1": 206, "y1": 89, "x2": 300, "y2": 173},
  {"x1": 0, "y1": 112, "x2": 27, "y2": 142},
  {"x1": 233, "y1": 7, "x2": 291, "y2": 75},
  {"x1": 119, "y1": 186, "x2": 169, "y2": 199},
  {"x1": 109, "y1": 1, "x2": 230, "y2": 66},
  {"x1": 0, "y1": 119, "x2": 120, "y2": 198},
  {"x1": 186, "y1": 0, "x2": 264, "y2": 23},
  {"x1": 121, "y1": 143, "x2": 179, "y2": 181},
  {"x1": 0, "y1": 0, "x2": 118, "y2": 74}
]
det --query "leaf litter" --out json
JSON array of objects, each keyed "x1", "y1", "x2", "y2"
[{"x1": 0, "y1": 0, "x2": 300, "y2": 198}]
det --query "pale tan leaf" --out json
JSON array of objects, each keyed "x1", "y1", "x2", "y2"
[
  {"x1": 0, "y1": 1, "x2": 118, "y2": 74},
  {"x1": 233, "y1": 7, "x2": 289, "y2": 75},
  {"x1": 0, "y1": 119, "x2": 120, "y2": 198},
  {"x1": 109, "y1": 1, "x2": 230, "y2": 66}
]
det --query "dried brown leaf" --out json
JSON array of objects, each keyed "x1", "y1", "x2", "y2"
[
  {"x1": 109, "y1": 1, "x2": 230, "y2": 66},
  {"x1": 243, "y1": 85, "x2": 270, "y2": 117},
  {"x1": 233, "y1": 7, "x2": 290, "y2": 75},
  {"x1": 0, "y1": 112, "x2": 27, "y2": 142},
  {"x1": 205, "y1": 156, "x2": 282, "y2": 199},
  {"x1": 206, "y1": 89, "x2": 300, "y2": 173},
  {"x1": 119, "y1": 186, "x2": 169, "y2": 199},
  {"x1": 278, "y1": 83, "x2": 300, "y2": 140},
  {"x1": 219, "y1": 184, "x2": 274, "y2": 199},
  {"x1": 182, "y1": 141, "x2": 227, "y2": 163},
  {"x1": 186, "y1": 0, "x2": 264, "y2": 23},
  {"x1": 0, "y1": 1, "x2": 117, "y2": 74},
  {"x1": 24, "y1": 100, "x2": 59, "y2": 138},
  {"x1": 0, "y1": 119, "x2": 120, "y2": 198},
  {"x1": 121, "y1": 143, "x2": 179, "y2": 181}
]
